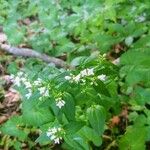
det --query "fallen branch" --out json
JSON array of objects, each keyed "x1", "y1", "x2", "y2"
[{"x1": 0, "y1": 44, "x2": 69, "y2": 68}]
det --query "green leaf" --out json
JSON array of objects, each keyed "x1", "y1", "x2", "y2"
[
  {"x1": 13, "y1": 141, "x2": 22, "y2": 150},
  {"x1": 7, "y1": 62, "x2": 19, "y2": 74},
  {"x1": 87, "y1": 105, "x2": 106, "y2": 135},
  {"x1": 22, "y1": 100, "x2": 54, "y2": 126},
  {"x1": 71, "y1": 56, "x2": 87, "y2": 66},
  {"x1": 119, "y1": 126, "x2": 147, "y2": 150},
  {"x1": 93, "y1": 79, "x2": 110, "y2": 97},
  {"x1": 36, "y1": 132, "x2": 51, "y2": 145},
  {"x1": 134, "y1": 86, "x2": 150, "y2": 105},
  {"x1": 0, "y1": 116, "x2": 28, "y2": 140},
  {"x1": 78, "y1": 126, "x2": 102, "y2": 146},
  {"x1": 64, "y1": 121, "x2": 85, "y2": 135},
  {"x1": 64, "y1": 134, "x2": 89, "y2": 150},
  {"x1": 63, "y1": 93, "x2": 75, "y2": 121}
]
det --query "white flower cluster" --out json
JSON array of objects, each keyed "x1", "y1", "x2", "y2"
[
  {"x1": 135, "y1": 13, "x2": 146, "y2": 23},
  {"x1": 65, "y1": 68, "x2": 94, "y2": 83},
  {"x1": 46, "y1": 127, "x2": 64, "y2": 144},
  {"x1": 10, "y1": 72, "x2": 26, "y2": 87},
  {"x1": 56, "y1": 98, "x2": 65, "y2": 109},
  {"x1": 65, "y1": 68, "x2": 107, "y2": 83},
  {"x1": 10, "y1": 72, "x2": 33, "y2": 99},
  {"x1": 10, "y1": 72, "x2": 49, "y2": 100}
]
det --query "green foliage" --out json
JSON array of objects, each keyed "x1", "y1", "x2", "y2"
[
  {"x1": 0, "y1": 0, "x2": 149, "y2": 60},
  {"x1": 119, "y1": 115, "x2": 148, "y2": 150},
  {"x1": 1, "y1": 0, "x2": 150, "y2": 149},
  {"x1": 0, "y1": 116, "x2": 28, "y2": 141}
]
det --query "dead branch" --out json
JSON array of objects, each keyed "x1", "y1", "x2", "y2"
[{"x1": 0, "y1": 44, "x2": 69, "y2": 68}]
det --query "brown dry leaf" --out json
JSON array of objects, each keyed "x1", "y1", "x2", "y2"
[
  {"x1": 0, "y1": 116, "x2": 8, "y2": 124},
  {"x1": 110, "y1": 116, "x2": 120, "y2": 127},
  {"x1": 114, "y1": 44, "x2": 124, "y2": 53},
  {"x1": 4, "y1": 88, "x2": 20, "y2": 104}
]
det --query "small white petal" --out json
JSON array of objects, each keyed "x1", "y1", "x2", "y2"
[
  {"x1": 46, "y1": 132, "x2": 52, "y2": 137},
  {"x1": 80, "y1": 69, "x2": 87, "y2": 77},
  {"x1": 65, "y1": 76, "x2": 72, "y2": 80},
  {"x1": 50, "y1": 135, "x2": 56, "y2": 140},
  {"x1": 34, "y1": 78, "x2": 42, "y2": 86},
  {"x1": 80, "y1": 68, "x2": 94, "y2": 77},
  {"x1": 14, "y1": 77, "x2": 21, "y2": 86},
  {"x1": 51, "y1": 127, "x2": 57, "y2": 134},
  {"x1": 97, "y1": 74, "x2": 106, "y2": 81},
  {"x1": 22, "y1": 78, "x2": 27, "y2": 82},
  {"x1": 44, "y1": 90, "x2": 49, "y2": 97},
  {"x1": 25, "y1": 92, "x2": 32, "y2": 99},
  {"x1": 38, "y1": 87, "x2": 46, "y2": 95},
  {"x1": 10, "y1": 74, "x2": 15, "y2": 80},
  {"x1": 73, "y1": 74, "x2": 81, "y2": 83},
  {"x1": 17, "y1": 72, "x2": 23, "y2": 77},
  {"x1": 24, "y1": 82, "x2": 32, "y2": 88},
  {"x1": 87, "y1": 68, "x2": 94, "y2": 76},
  {"x1": 54, "y1": 138, "x2": 60, "y2": 144},
  {"x1": 56, "y1": 100, "x2": 65, "y2": 109}
]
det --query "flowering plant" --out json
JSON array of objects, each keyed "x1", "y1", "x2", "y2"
[{"x1": 1, "y1": 55, "x2": 119, "y2": 149}]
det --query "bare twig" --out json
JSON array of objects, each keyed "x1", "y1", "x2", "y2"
[
  {"x1": 0, "y1": 44, "x2": 69, "y2": 68},
  {"x1": 104, "y1": 140, "x2": 117, "y2": 150},
  {"x1": 102, "y1": 135, "x2": 113, "y2": 141}
]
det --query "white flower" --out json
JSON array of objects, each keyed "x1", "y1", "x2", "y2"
[
  {"x1": 80, "y1": 68, "x2": 94, "y2": 77},
  {"x1": 50, "y1": 127, "x2": 57, "y2": 134},
  {"x1": 17, "y1": 72, "x2": 23, "y2": 77},
  {"x1": 97, "y1": 74, "x2": 106, "y2": 81},
  {"x1": 50, "y1": 135, "x2": 56, "y2": 140},
  {"x1": 65, "y1": 76, "x2": 72, "y2": 80},
  {"x1": 56, "y1": 100, "x2": 65, "y2": 109},
  {"x1": 25, "y1": 92, "x2": 32, "y2": 99},
  {"x1": 44, "y1": 89, "x2": 49, "y2": 97},
  {"x1": 10, "y1": 74, "x2": 15, "y2": 80},
  {"x1": 22, "y1": 77, "x2": 27, "y2": 82},
  {"x1": 24, "y1": 81, "x2": 32, "y2": 88},
  {"x1": 54, "y1": 137, "x2": 61, "y2": 144},
  {"x1": 34, "y1": 78, "x2": 42, "y2": 86},
  {"x1": 46, "y1": 132, "x2": 52, "y2": 137},
  {"x1": 87, "y1": 68, "x2": 94, "y2": 76},
  {"x1": 81, "y1": 79, "x2": 86, "y2": 83},
  {"x1": 80, "y1": 69, "x2": 87, "y2": 77},
  {"x1": 38, "y1": 87, "x2": 46, "y2": 95},
  {"x1": 14, "y1": 76, "x2": 22, "y2": 86},
  {"x1": 38, "y1": 87, "x2": 49, "y2": 97},
  {"x1": 73, "y1": 74, "x2": 81, "y2": 83},
  {"x1": 135, "y1": 15, "x2": 146, "y2": 22},
  {"x1": 46, "y1": 127, "x2": 64, "y2": 144}
]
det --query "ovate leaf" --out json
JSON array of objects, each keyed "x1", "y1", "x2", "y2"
[{"x1": 87, "y1": 105, "x2": 106, "y2": 135}]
